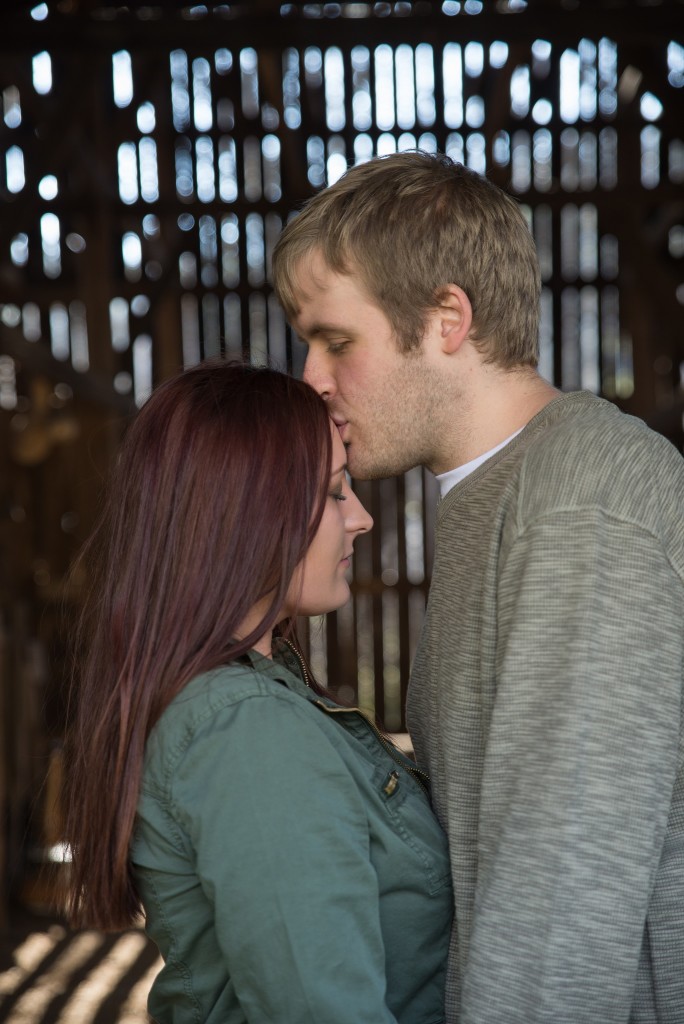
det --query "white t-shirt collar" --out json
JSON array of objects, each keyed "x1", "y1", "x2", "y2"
[{"x1": 436, "y1": 429, "x2": 523, "y2": 498}]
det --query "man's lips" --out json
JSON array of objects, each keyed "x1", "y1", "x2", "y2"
[{"x1": 333, "y1": 419, "x2": 349, "y2": 441}]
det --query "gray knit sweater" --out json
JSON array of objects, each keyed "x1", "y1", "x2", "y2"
[{"x1": 407, "y1": 391, "x2": 684, "y2": 1024}]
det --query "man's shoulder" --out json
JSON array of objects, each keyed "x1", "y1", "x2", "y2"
[
  {"x1": 518, "y1": 392, "x2": 684, "y2": 532},
  {"x1": 527, "y1": 392, "x2": 676, "y2": 463}
]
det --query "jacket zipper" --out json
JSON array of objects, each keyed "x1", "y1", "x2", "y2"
[
  {"x1": 312, "y1": 701, "x2": 431, "y2": 797},
  {"x1": 278, "y1": 638, "x2": 431, "y2": 796}
]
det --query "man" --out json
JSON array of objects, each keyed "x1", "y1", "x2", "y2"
[{"x1": 271, "y1": 151, "x2": 684, "y2": 1023}]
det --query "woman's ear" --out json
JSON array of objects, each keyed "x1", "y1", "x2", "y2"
[{"x1": 436, "y1": 284, "x2": 473, "y2": 354}]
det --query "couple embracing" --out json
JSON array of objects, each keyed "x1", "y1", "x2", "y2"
[{"x1": 65, "y1": 153, "x2": 684, "y2": 1024}]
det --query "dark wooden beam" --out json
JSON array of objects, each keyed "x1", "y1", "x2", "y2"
[
  {"x1": 1, "y1": 3, "x2": 683, "y2": 53},
  {"x1": 0, "y1": 330, "x2": 136, "y2": 415}
]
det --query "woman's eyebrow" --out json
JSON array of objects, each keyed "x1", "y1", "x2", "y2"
[{"x1": 331, "y1": 463, "x2": 348, "y2": 478}]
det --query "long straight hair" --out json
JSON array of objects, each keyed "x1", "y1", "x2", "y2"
[{"x1": 63, "y1": 361, "x2": 332, "y2": 931}]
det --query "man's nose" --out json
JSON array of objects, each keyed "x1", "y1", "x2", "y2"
[{"x1": 303, "y1": 351, "x2": 337, "y2": 400}]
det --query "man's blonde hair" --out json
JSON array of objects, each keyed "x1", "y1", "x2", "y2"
[{"x1": 272, "y1": 151, "x2": 541, "y2": 368}]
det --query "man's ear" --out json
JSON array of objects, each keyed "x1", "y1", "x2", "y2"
[{"x1": 435, "y1": 284, "x2": 473, "y2": 354}]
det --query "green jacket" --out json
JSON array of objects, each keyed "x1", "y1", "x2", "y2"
[{"x1": 131, "y1": 644, "x2": 451, "y2": 1023}]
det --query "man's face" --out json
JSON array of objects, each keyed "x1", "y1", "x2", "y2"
[{"x1": 291, "y1": 250, "x2": 446, "y2": 479}]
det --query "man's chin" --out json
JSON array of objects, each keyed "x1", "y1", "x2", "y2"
[{"x1": 347, "y1": 449, "x2": 415, "y2": 481}]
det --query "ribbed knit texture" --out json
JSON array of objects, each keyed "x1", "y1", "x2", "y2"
[{"x1": 408, "y1": 391, "x2": 684, "y2": 1024}]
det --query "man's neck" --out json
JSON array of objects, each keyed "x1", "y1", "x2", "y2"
[{"x1": 431, "y1": 368, "x2": 559, "y2": 475}]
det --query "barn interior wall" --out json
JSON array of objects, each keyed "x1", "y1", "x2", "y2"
[{"x1": 0, "y1": 0, "x2": 682, "y2": 921}]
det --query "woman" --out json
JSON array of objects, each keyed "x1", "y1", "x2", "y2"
[{"x1": 63, "y1": 361, "x2": 451, "y2": 1024}]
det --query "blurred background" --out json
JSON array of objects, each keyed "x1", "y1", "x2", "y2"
[{"x1": 1, "y1": 0, "x2": 683, "y2": 1019}]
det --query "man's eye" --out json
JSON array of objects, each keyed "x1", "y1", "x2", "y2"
[{"x1": 327, "y1": 340, "x2": 348, "y2": 354}]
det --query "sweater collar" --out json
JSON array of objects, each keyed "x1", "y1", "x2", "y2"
[{"x1": 437, "y1": 390, "x2": 603, "y2": 512}]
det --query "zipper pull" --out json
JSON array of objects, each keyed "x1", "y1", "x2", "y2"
[{"x1": 382, "y1": 770, "x2": 400, "y2": 797}]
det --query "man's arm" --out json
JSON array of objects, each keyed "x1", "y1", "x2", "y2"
[{"x1": 462, "y1": 508, "x2": 682, "y2": 1024}]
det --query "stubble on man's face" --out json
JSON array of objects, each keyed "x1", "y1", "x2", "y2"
[
  {"x1": 293, "y1": 249, "x2": 451, "y2": 479},
  {"x1": 339, "y1": 350, "x2": 453, "y2": 481}
]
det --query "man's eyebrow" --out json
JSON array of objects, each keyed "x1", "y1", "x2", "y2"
[{"x1": 298, "y1": 321, "x2": 350, "y2": 339}]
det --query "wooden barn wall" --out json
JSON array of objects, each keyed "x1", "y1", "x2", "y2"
[{"x1": 0, "y1": 0, "x2": 683, "y2": 911}]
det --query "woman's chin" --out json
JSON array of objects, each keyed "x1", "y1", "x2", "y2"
[{"x1": 300, "y1": 588, "x2": 352, "y2": 617}]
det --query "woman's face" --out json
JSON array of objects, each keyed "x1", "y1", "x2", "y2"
[{"x1": 286, "y1": 424, "x2": 373, "y2": 617}]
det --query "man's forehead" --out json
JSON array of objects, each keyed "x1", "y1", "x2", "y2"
[
  {"x1": 291, "y1": 249, "x2": 376, "y2": 317},
  {"x1": 291, "y1": 247, "x2": 339, "y2": 299},
  {"x1": 289, "y1": 252, "x2": 347, "y2": 332}
]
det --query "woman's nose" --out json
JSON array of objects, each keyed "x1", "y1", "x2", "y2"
[{"x1": 346, "y1": 492, "x2": 373, "y2": 534}]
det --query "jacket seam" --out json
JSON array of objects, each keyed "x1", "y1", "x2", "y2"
[{"x1": 154, "y1": 678, "x2": 309, "y2": 792}]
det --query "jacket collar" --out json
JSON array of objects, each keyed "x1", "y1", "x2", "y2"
[{"x1": 240, "y1": 642, "x2": 311, "y2": 700}]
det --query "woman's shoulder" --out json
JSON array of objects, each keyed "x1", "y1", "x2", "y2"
[
  {"x1": 143, "y1": 661, "x2": 309, "y2": 777},
  {"x1": 179, "y1": 660, "x2": 291, "y2": 704}
]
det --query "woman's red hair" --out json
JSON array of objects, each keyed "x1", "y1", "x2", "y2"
[{"x1": 63, "y1": 360, "x2": 332, "y2": 930}]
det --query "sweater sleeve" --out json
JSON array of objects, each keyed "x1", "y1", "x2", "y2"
[
  {"x1": 169, "y1": 689, "x2": 399, "y2": 1024},
  {"x1": 461, "y1": 508, "x2": 682, "y2": 1024}
]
